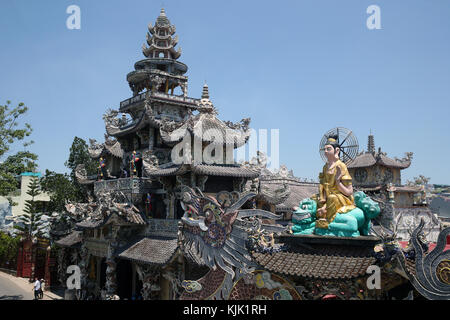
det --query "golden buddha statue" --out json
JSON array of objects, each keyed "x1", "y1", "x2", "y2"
[{"x1": 314, "y1": 134, "x2": 356, "y2": 229}]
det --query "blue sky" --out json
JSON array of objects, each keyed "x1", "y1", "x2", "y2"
[{"x1": 0, "y1": 0, "x2": 449, "y2": 184}]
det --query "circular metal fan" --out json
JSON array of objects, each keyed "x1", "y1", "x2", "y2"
[{"x1": 319, "y1": 127, "x2": 359, "y2": 164}]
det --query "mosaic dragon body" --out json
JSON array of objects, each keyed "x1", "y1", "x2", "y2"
[{"x1": 178, "y1": 187, "x2": 300, "y2": 300}]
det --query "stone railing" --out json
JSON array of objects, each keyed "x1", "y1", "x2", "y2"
[
  {"x1": 144, "y1": 218, "x2": 179, "y2": 237},
  {"x1": 94, "y1": 177, "x2": 153, "y2": 195},
  {"x1": 119, "y1": 91, "x2": 199, "y2": 111}
]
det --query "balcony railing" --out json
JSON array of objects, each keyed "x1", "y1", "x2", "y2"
[
  {"x1": 94, "y1": 177, "x2": 153, "y2": 194},
  {"x1": 119, "y1": 91, "x2": 199, "y2": 110}
]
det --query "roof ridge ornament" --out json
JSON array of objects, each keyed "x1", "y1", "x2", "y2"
[{"x1": 198, "y1": 83, "x2": 218, "y2": 115}]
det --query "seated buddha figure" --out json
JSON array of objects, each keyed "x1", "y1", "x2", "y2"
[{"x1": 314, "y1": 134, "x2": 356, "y2": 229}]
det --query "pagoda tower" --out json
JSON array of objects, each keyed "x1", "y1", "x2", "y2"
[
  {"x1": 128, "y1": 8, "x2": 187, "y2": 97},
  {"x1": 88, "y1": 9, "x2": 201, "y2": 183}
]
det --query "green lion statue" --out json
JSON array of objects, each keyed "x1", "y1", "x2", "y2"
[{"x1": 291, "y1": 191, "x2": 380, "y2": 237}]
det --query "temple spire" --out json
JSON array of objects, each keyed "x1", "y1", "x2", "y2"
[
  {"x1": 368, "y1": 132, "x2": 375, "y2": 154},
  {"x1": 142, "y1": 8, "x2": 181, "y2": 59},
  {"x1": 201, "y1": 83, "x2": 209, "y2": 99}
]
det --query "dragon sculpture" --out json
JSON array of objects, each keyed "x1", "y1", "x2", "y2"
[
  {"x1": 177, "y1": 186, "x2": 298, "y2": 300},
  {"x1": 398, "y1": 220, "x2": 450, "y2": 300}
]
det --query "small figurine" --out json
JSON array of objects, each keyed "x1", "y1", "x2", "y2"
[
  {"x1": 98, "y1": 157, "x2": 106, "y2": 180},
  {"x1": 145, "y1": 193, "x2": 152, "y2": 217},
  {"x1": 130, "y1": 151, "x2": 140, "y2": 177}
]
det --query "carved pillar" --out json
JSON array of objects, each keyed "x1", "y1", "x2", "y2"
[
  {"x1": 163, "y1": 195, "x2": 171, "y2": 219},
  {"x1": 105, "y1": 226, "x2": 119, "y2": 297},
  {"x1": 148, "y1": 127, "x2": 155, "y2": 150},
  {"x1": 380, "y1": 187, "x2": 395, "y2": 231},
  {"x1": 78, "y1": 242, "x2": 91, "y2": 299},
  {"x1": 57, "y1": 247, "x2": 67, "y2": 287},
  {"x1": 135, "y1": 264, "x2": 160, "y2": 300}
]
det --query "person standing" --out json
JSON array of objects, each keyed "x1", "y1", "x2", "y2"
[
  {"x1": 32, "y1": 278, "x2": 41, "y2": 300},
  {"x1": 39, "y1": 279, "x2": 45, "y2": 299}
]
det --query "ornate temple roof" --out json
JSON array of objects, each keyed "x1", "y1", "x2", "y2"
[
  {"x1": 142, "y1": 8, "x2": 181, "y2": 60},
  {"x1": 253, "y1": 235, "x2": 378, "y2": 279},
  {"x1": 276, "y1": 182, "x2": 318, "y2": 212},
  {"x1": 143, "y1": 162, "x2": 259, "y2": 179},
  {"x1": 55, "y1": 230, "x2": 83, "y2": 248},
  {"x1": 243, "y1": 154, "x2": 318, "y2": 210},
  {"x1": 118, "y1": 236, "x2": 178, "y2": 266},
  {"x1": 347, "y1": 135, "x2": 412, "y2": 169},
  {"x1": 88, "y1": 136, "x2": 124, "y2": 159},
  {"x1": 159, "y1": 84, "x2": 251, "y2": 148},
  {"x1": 103, "y1": 102, "x2": 163, "y2": 138}
]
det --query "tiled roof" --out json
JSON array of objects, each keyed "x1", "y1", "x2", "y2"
[
  {"x1": 104, "y1": 140, "x2": 124, "y2": 159},
  {"x1": 160, "y1": 113, "x2": 251, "y2": 148},
  {"x1": 252, "y1": 250, "x2": 375, "y2": 279},
  {"x1": 252, "y1": 236, "x2": 378, "y2": 279},
  {"x1": 118, "y1": 237, "x2": 178, "y2": 265},
  {"x1": 55, "y1": 231, "x2": 83, "y2": 248},
  {"x1": 192, "y1": 164, "x2": 259, "y2": 178},
  {"x1": 276, "y1": 182, "x2": 318, "y2": 212},
  {"x1": 144, "y1": 164, "x2": 186, "y2": 177},
  {"x1": 392, "y1": 186, "x2": 423, "y2": 193},
  {"x1": 348, "y1": 152, "x2": 411, "y2": 169},
  {"x1": 348, "y1": 153, "x2": 377, "y2": 168},
  {"x1": 144, "y1": 163, "x2": 259, "y2": 178},
  {"x1": 76, "y1": 219, "x2": 104, "y2": 229},
  {"x1": 126, "y1": 211, "x2": 147, "y2": 225}
]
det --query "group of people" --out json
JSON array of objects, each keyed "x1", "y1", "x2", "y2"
[{"x1": 32, "y1": 277, "x2": 45, "y2": 300}]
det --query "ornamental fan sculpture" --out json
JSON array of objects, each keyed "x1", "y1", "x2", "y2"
[{"x1": 319, "y1": 127, "x2": 359, "y2": 164}]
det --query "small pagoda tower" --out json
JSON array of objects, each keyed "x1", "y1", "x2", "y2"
[{"x1": 128, "y1": 8, "x2": 187, "y2": 97}]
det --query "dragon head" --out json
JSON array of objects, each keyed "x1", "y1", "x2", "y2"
[{"x1": 292, "y1": 198, "x2": 317, "y2": 226}]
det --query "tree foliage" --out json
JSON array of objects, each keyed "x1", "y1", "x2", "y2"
[
  {"x1": 65, "y1": 136, "x2": 96, "y2": 202},
  {"x1": 14, "y1": 177, "x2": 45, "y2": 239},
  {"x1": 65, "y1": 136, "x2": 97, "y2": 178},
  {"x1": 406, "y1": 175, "x2": 431, "y2": 186},
  {"x1": 0, "y1": 100, "x2": 33, "y2": 159},
  {"x1": 0, "y1": 151, "x2": 38, "y2": 198},
  {"x1": 40, "y1": 170, "x2": 78, "y2": 213},
  {"x1": 0, "y1": 231, "x2": 20, "y2": 269}
]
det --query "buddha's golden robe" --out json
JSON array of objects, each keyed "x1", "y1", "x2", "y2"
[{"x1": 314, "y1": 160, "x2": 356, "y2": 229}]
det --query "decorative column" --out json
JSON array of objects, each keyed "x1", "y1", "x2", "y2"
[
  {"x1": 105, "y1": 225, "x2": 119, "y2": 297},
  {"x1": 135, "y1": 264, "x2": 160, "y2": 300},
  {"x1": 78, "y1": 242, "x2": 91, "y2": 299},
  {"x1": 57, "y1": 247, "x2": 67, "y2": 287},
  {"x1": 380, "y1": 184, "x2": 396, "y2": 231}
]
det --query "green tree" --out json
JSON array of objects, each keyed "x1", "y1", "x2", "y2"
[
  {"x1": 65, "y1": 137, "x2": 96, "y2": 202},
  {"x1": 0, "y1": 231, "x2": 20, "y2": 269},
  {"x1": 14, "y1": 177, "x2": 45, "y2": 239},
  {"x1": 40, "y1": 170, "x2": 78, "y2": 213},
  {"x1": 0, "y1": 100, "x2": 33, "y2": 159},
  {"x1": 0, "y1": 151, "x2": 38, "y2": 198},
  {"x1": 0, "y1": 101, "x2": 38, "y2": 203},
  {"x1": 65, "y1": 136, "x2": 97, "y2": 178}
]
